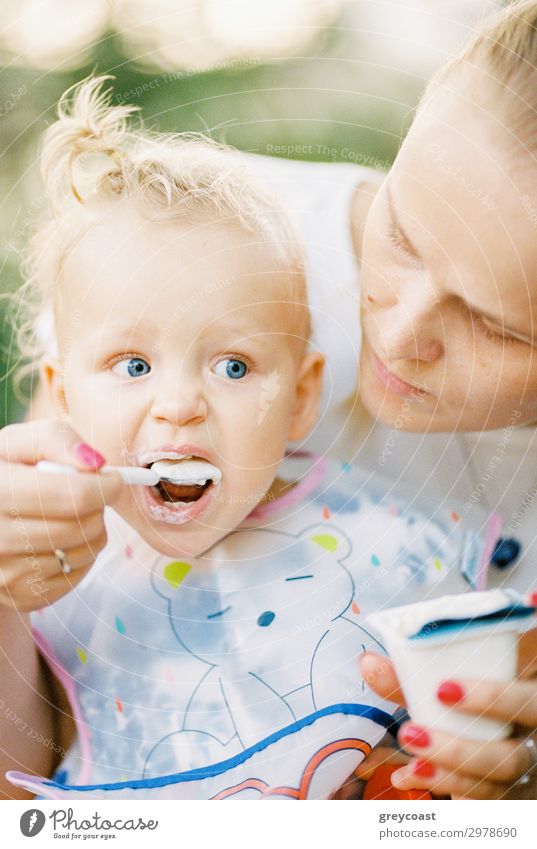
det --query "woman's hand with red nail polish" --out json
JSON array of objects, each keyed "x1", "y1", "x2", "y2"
[
  {"x1": 399, "y1": 723, "x2": 431, "y2": 749},
  {"x1": 0, "y1": 418, "x2": 123, "y2": 611},
  {"x1": 390, "y1": 747, "x2": 512, "y2": 800},
  {"x1": 361, "y1": 633, "x2": 537, "y2": 799},
  {"x1": 412, "y1": 759, "x2": 436, "y2": 778},
  {"x1": 74, "y1": 441, "x2": 106, "y2": 470},
  {"x1": 393, "y1": 661, "x2": 537, "y2": 798},
  {"x1": 437, "y1": 681, "x2": 465, "y2": 704},
  {"x1": 359, "y1": 652, "x2": 407, "y2": 706}
]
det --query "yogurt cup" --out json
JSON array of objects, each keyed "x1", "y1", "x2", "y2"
[{"x1": 367, "y1": 589, "x2": 537, "y2": 741}]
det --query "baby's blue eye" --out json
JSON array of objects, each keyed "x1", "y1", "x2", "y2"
[
  {"x1": 214, "y1": 358, "x2": 248, "y2": 380},
  {"x1": 112, "y1": 357, "x2": 151, "y2": 378}
]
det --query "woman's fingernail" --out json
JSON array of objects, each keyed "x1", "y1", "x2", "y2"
[
  {"x1": 437, "y1": 681, "x2": 465, "y2": 704},
  {"x1": 390, "y1": 768, "x2": 406, "y2": 787},
  {"x1": 74, "y1": 442, "x2": 106, "y2": 469},
  {"x1": 412, "y1": 759, "x2": 436, "y2": 778},
  {"x1": 528, "y1": 591, "x2": 537, "y2": 607},
  {"x1": 399, "y1": 724, "x2": 430, "y2": 748}
]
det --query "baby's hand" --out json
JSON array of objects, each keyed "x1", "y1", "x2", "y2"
[{"x1": 0, "y1": 419, "x2": 123, "y2": 611}]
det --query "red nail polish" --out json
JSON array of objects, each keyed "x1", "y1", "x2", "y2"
[
  {"x1": 437, "y1": 681, "x2": 465, "y2": 704},
  {"x1": 412, "y1": 759, "x2": 436, "y2": 778},
  {"x1": 74, "y1": 442, "x2": 106, "y2": 469},
  {"x1": 528, "y1": 591, "x2": 537, "y2": 607},
  {"x1": 399, "y1": 724, "x2": 430, "y2": 748}
]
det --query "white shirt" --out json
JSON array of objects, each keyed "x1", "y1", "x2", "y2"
[
  {"x1": 243, "y1": 155, "x2": 367, "y2": 457},
  {"x1": 247, "y1": 156, "x2": 537, "y2": 597}
]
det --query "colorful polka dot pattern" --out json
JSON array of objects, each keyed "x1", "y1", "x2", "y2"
[
  {"x1": 164, "y1": 561, "x2": 191, "y2": 588},
  {"x1": 75, "y1": 647, "x2": 87, "y2": 664},
  {"x1": 257, "y1": 611, "x2": 275, "y2": 627},
  {"x1": 115, "y1": 617, "x2": 126, "y2": 635},
  {"x1": 311, "y1": 534, "x2": 338, "y2": 553}
]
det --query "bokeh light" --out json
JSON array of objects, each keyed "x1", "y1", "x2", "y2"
[
  {"x1": 1, "y1": 0, "x2": 500, "y2": 426},
  {"x1": 1, "y1": 0, "x2": 349, "y2": 71},
  {"x1": 1, "y1": 0, "x2": 110, "y2": 70}
]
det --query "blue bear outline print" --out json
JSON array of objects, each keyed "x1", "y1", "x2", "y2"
[{"x1": 143, "y1": 522, "x2": 387, "y2": 778}]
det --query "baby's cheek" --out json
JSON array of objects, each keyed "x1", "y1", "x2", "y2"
[
  {"x1": 243, "y1": 387, "x2": 293, "y2": 454},
  {"x1": 65, "y1": 374, "x2": 126, "y2": 455},
  {"x1": 215, "y1": 392, "x2": 292, "y2": 501}
]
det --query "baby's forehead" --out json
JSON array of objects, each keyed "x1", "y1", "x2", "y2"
[{"x1": 57, "y1": 201, "x2": 309, "y2": 345}]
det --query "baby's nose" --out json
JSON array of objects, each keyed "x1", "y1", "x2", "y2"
[{"x1": 151, "y1": 383, "x2": 207, "y2": 427}]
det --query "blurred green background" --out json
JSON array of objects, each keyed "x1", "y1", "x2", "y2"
[{"x1": 0, "y1": 0, "x2": 499, "y2": 426}]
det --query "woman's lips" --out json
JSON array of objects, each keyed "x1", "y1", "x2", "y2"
[{"x1": 372, "y1": 353, "x2": 427, "y2": 398}]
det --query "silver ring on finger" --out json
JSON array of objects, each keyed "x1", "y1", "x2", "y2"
[
  {"x1": 53, "y1": 548, "x2": 72, "y2": 575},
  {"x1": 515, "y1": 733, "x2": 537, "y2": 786}
]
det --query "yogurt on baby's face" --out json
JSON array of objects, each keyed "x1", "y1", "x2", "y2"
[{"x1": 151, "y1": 458, "x2": 223, "y2": 486}]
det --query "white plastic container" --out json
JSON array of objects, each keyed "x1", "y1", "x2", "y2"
[{"x1": 368, "y1": 589, "x2": 536, "y2": 741}]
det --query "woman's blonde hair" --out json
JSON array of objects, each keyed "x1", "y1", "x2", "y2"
[
  {"x1": 10, "y1": 75, "x2": 306, "y2": 392},
  {"x1": 422, "y1": 0, "x2": 537, "y2": 136}
]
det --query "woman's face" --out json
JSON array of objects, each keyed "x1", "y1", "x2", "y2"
[{"x1": 359, "y1": 72, "x2": 537, "y2": 432}]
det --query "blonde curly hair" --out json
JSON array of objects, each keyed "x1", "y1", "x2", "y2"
[{"x1": 9, "y1": 75, "x2": 306, "y2": 390}]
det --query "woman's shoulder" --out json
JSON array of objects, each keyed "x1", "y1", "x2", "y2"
[
  {"x1": 241, "y1": 152, "x2": 384, "y2": 265},
  {"x1": 242, "y1": 152, "x2": 377, "y2": 212}
]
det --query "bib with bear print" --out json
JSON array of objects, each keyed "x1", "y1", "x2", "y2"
[{"x1": 8, "y1": 453, "x2": 500, "y2": 800}]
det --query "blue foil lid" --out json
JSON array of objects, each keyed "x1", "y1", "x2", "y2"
[{"x1": 409, "y1": 603, "x2": 536, "y2": 640}]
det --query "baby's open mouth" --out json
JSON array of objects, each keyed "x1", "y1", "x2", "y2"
[
  {"x1": 146, "y1": 457, "x2": 222, "y2": 506},
  {"x1": 152, "y1": 479, "x2": 212, "y2": 504}
]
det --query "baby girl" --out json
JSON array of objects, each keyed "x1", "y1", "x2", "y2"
[{"x1": 4, "y1": 77, "x2": 499, "y2": 800}]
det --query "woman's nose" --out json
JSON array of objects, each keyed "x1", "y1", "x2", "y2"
[
  {"x1": 150, "y1": 378, "x2": 207, "y2": 427},
  {"x1": 372, "y1": 289, "x2": 444, "y2": 363}
]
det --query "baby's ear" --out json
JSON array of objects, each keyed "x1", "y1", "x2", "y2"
[
  {"x1": 40, "y1": 357, "x2": 70, "y2": 418},
  {"x1": 303, "y1": 523, "x2": 352, "y2": 562},
  {"x1": 287, "y1": 350, "x2": 325, "y2": 442}
]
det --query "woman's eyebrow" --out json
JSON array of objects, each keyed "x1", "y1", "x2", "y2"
[{"x1": 386, "y1": 183, "x2": 420, "y2": 257}]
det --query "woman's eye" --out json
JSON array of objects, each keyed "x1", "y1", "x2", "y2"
[
  {"x1": 213, "y1": 358, "x2": 248, "y2": 380},
  {"x1": 386, "y1": 225, "x2": 422, "y2": 265},
  {"x1": 476, "y1": 318, "x2": 517, "y2": 345},
  {"x1": 111, "y1": 357, "x2": 151, "y2": 378}
]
